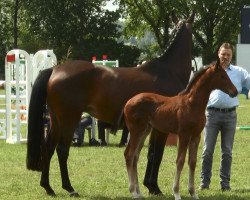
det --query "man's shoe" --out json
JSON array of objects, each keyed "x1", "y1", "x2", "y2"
[
  {"x1": 221, "y1": 186, "x2": 231, "y2": 192},
  {"x1": 72, "y1": 139, "x2": 82, "y2": 147},
  {"x1": 199, "y1": 184, "x2": 209, "y2": 190},
  {"x1": 89, "y1": 139, "x2": 100, "y2": 146}
]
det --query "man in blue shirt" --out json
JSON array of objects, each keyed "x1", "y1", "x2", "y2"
[{"x1": 200, "y1": 43, "x2": 250, "y2": 191}]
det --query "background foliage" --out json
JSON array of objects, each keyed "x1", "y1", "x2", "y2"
[
  {"x1": 0, "y1": 0, "x2": 249, "y2": 77},
  {"x1": 117, "y1": 0, "x2": 249, "y2": 63}
]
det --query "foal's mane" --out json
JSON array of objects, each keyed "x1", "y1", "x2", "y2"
[{"x1": 179, "y1": 64, "x2": 211, "y2": 95}]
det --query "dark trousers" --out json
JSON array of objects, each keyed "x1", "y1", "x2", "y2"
[{"x1": 73, "y1": 116, "x2": 92, "y2": 143}]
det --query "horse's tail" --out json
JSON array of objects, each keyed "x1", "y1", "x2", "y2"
[{"x1": 26, "y1": 68, "x2": 53, "y2": 171}]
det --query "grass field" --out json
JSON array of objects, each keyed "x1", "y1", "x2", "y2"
[{"x1": 0, "y1": 95, "x2": 250, "y2": 200}]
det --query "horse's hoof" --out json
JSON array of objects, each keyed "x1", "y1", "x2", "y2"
[
  {"x1": 47, "y1": 190, "x2": 56, "y2": 197},
  {"x1": 149, "y1": 192, "x2": 164, "y2": 196},
  {"x1": 145, "y1": 184, "x2": 163, "y2": 196},
  {"x1": 44, "y1": 187, "x2": 56, "y2": 196},
  {"x1": 69, "y1": 191, "x2": 80, "y2": 197}
]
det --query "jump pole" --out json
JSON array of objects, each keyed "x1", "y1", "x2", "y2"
[{"x1": 236, "y1": 126, "x2": 250, "y2": 130}]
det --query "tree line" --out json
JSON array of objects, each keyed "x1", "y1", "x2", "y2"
[{"x1": 0, "y1": 0, "x2": 248, "y2": 77}]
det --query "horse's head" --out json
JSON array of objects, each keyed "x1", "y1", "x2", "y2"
[
  {"x1": 171, "y1": 11, "x2": 195, "y2": 32},
  {"x1": 164, "y1": 11, "x2": 194, "y2": 55},
  {"x1": 209, "y1": 59, "x2": 238, "y2": 97}
]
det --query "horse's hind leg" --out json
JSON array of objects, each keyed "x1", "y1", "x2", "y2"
[
  {"x1": 56, "y1": 114, "x2": 80, "y2": 197},
  {"x1": 40, "y1": 127, "x2": 57, "y2": 196},
  {"x1": 56, "y1": 142, "x2": 79, "y2": 197},
  {"x1": 187, "y1": 135, "x2": 201, "y2": 200}
]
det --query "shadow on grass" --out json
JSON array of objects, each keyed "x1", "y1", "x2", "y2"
[{"x1": 88, "y1": 192, "x2": 250, "y2": 200}]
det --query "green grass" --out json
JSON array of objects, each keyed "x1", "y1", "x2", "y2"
[{"x1": 0, "y1": 95, "x2": 250, "y2": 200}]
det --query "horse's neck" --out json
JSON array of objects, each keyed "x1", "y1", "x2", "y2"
[
  {"x1": 187, "y1": 77, "x2": 213, "y2": 110},
  {"x1": 160, "y1": 31, "x2": 192, "y2": 63}
]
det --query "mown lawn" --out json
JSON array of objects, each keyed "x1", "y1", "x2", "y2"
[{"x1": 0, "y1": 95, "x2": 249, "y2": 200}]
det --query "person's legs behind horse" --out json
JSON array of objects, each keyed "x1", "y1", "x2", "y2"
[
  {"x1": 72, "y1": 115, "x2": 99, "y2": 146},
  {"x1": 119, "y1": 126, "x2": 129, "y2": 147}
]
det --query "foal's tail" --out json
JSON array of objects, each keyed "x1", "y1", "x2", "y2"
[{"x1": 26, "y1": 68, "x2": 53, "y2": 171}]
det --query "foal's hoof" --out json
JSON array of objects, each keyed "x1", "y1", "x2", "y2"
[
  {"x1": 132, "y1": 193, "x2": 144, "y2": 199},
  {"x1": 69, "y1": 191, "x2": 80, "y2": 197},
  {"x1": 191, "y1": 194, "x2": 199, "y2": 200}
]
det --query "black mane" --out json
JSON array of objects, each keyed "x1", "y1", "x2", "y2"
[
  {"x1": 158, "y1": 20, "x2": 185, "y2": 61},
  {"x1": 139, "y1": 20, "x2": 187, "y2": 71}
]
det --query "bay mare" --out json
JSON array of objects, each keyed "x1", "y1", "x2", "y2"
[
  {"x1": 26, "y1": 12, "x2": 194, "y2": 196},
  {"x1": 123, "y1": 60, "x2": 238, "y2": 199}
]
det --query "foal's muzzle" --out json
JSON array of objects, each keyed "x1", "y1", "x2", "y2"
[{"x1": 229, "y1": 91, "x2": 238, "y2": 98}]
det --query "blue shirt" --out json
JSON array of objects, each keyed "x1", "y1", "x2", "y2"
[{"x1": 207, "y1": 64, "x2": 250, "y2": 108}]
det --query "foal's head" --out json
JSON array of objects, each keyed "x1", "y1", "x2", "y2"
[{"x1": 207, "y1": 59, "x2": 238, "y2": 97}]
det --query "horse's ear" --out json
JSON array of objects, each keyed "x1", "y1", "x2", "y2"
[
  {"x1": 215, "y1": 58, "x2": 221, "y2": 69},
  {"x1": 171, "y1": 10, "x2": 179, "y2": 24},
  {"x1": 186, "y1": 11, "x2": 195, "y2": 23}
]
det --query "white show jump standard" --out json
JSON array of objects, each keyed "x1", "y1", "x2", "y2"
[{"x1": 0, "y1": 49, "x2": 57, "y2": 144}]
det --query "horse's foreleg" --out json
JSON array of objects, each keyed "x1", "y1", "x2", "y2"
[
  {"x1": 143, "y1": 129, "x2": 168, "y2": 196},
  {"x1": 173, "y1": 136, "x2": 189, "y2": 200},
  {"x1": 40, "y1": 133, "x2": 57, "y2": 196},
  {"x1": 188, "y1": 135, "x2": 201, "y2": 200},
  {"x1": 56, "y1": 143, "x2": 79, "y2": 197}
]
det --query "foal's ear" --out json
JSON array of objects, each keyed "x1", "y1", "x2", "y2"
[
  {"x1": 171, "y1": 10, "x2": 179, "y2": 24},
  {"x1": 215, "y1": 58, "x2": 221, "y2": 69},
  {"x1": 187, "y1": 11, "x2": 195, "y2": 23}
]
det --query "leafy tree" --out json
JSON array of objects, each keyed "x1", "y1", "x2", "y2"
[
  {"x1": 0, "y1": 0, "x2": 13, "y2": 76},
  {"x1": 117, "y1": 0, "x2": 178, "y2": 59},
  {"x1": 20, "y1": 0, "x2": 140, "y2": 66},
  {"x1": 117, "y1": 0, "x2": 249, "y2": 64},
  {"x1": 186, "y1": 0, "x2": 249, "y2": 64}
]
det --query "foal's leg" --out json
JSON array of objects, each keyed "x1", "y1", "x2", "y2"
[
  {"x1": 133, "y1": 127, "x2": 151, "y2": 197},
  {"x1": 143, "y1": 129, "x2": 168, "y2": 195},
  {"x1": 187, "y1": 135, "x2": 201, "y2": 200},
  {"x1": 40, "y1": 121, "x2": 58, "y2": 196},
  {"x1": 173, "y1": 136, "x2": 189, "y2": 200},
  {"x1": 124, "y1": 127, "x2": 149, "y2": 198}
]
